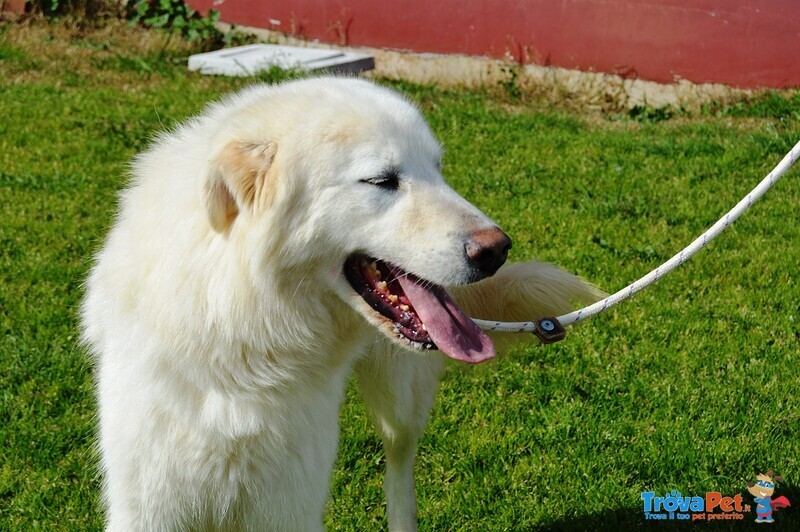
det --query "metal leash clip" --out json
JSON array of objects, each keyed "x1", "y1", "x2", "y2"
[{"x1": 532, "y1": 317, "x2": 566, "y2": 344}]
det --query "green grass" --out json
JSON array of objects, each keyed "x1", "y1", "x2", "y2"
[{"x1": 2, "y1": 20, "x2": 800, "y2": 530}]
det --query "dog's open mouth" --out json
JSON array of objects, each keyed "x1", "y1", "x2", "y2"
[{"x1": 344, "y1": 255, "x2": 495, "y2": 363}]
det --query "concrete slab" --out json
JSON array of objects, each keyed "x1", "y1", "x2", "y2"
[{"x1": 188, "y1": 44, "x2": 374, "y2": 76}]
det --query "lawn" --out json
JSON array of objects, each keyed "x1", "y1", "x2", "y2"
[{"x1": 2, "y1": 18, "x2": 799, "y2": 531}]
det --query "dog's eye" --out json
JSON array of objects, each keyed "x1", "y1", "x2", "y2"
[{"x1": 360, "y1": 170, "x2": 400, "y2": 191}]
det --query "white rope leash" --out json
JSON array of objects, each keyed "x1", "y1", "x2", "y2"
[{"x1": 473, "y1": 138, "x2": 800, "y2": 342}]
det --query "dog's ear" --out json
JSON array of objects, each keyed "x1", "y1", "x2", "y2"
[{"x1": 205, "y1": 140, "x2": 277, "y2": 232}]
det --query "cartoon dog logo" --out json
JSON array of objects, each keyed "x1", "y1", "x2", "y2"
[{"x1": 747, "y1": 471, "x2": 791, "y2": 523}]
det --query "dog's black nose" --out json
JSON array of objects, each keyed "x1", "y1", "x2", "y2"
[{"x1": 465, "y1": 227, "x2": 512, "y2": 276}]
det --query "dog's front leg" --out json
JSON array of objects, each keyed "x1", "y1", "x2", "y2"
[{"x1": 355, "y1": 341, "x2": 445, "y2": 532}]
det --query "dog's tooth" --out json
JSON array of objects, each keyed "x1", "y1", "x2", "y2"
[
  {"x1": 400, "y1": 304, "x2": 410, "y2": 311},
  {"x1": 421, "y1": 323, "x2": 427, "y2": 331},
  {"x1": 368, "y1": 262, "x2": 379, "y2": 275},
  {"x1": 388, "y1": 294, "x2": 398, "y2": 303},
  {"x1": 377, "y1": 281, "x2": 388, "y2": 292}
]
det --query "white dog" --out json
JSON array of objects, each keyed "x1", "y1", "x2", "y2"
[{"x1": 81, "y1": 77, "x2": 600, "y2": 531}]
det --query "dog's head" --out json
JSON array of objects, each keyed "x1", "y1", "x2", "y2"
[
  {"x1": 202, "y1": 78, "x2": 510, "y2": 363},
  {"x1": 747, "y1": 471, "x2": 783, "y2": 499}
]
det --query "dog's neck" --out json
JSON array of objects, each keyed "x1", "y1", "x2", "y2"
[
  {"x1": 178, "y1": 260, "x2": 371, "y2": 439},
  {"x1": 210, "y1": 260, "x2": 368, "y2": 377}
]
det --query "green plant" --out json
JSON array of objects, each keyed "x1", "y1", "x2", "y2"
[
  {"x1": 221, "y1": 23, "x2": 257, "y2": 48},
  {"x1": 128, "y1": 0, "x2": 223, "y2": 45},
  {"x1": 26, "y1": 0, "x2": 64, "y2": 16},
  {"x1": 705, "y1": 91, "x2": 800, "y2": 120},
  {"x1": 245, "y1": 63, "x2": 306, "y2": 84},
  {"x1": 627, "y1": 103, "x2": 676, "y2": 123},
  {"x1": 25, "y1": 0, "x2": 121, "y2": 19},
  {"x1": 499, "y1": 63, "x2": 522, "y2": 100}
]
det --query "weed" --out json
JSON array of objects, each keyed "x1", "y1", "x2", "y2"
[
  {"x1": 0, "y1": 42, "x2": 26, "y2": 61},
  {"x1": 127, "y1": 0, "x2": 222, "y2": 47},
  {"x1": 705, "y1": 91, "x2": 800, "y2": 121},
  {"x1": 627, "y1": 103, "x2": 676, "y2": 123},
  {"x1": 249, "y1": 63, "x2": 307, "y2": 84},
  {"x1": 25, "y1": 0, "x2": 122, "y2": 21},
  {"x1": 498, "y1": 63, "x2": 522, "y2": 99}
]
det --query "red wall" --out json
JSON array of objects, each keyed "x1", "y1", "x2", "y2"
[
  {"x1": 2, "y1": 0, "x2": 26, "y2": 14},
  {"x1": 189, "y1": 0, "x2": 800, "y2": 88}
]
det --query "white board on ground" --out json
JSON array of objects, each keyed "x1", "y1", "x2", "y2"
[{"x1": 188, "y1": 44, "x2": 375, "y2": 76}]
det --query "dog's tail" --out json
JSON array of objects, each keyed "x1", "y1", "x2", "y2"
[{"x1": 449, "y1": 261, "x2": 606, "y2": 354}]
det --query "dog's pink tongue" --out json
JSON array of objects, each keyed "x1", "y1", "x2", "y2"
[{"x1": 396, "y1": 275, "x2": 495, "y2": 363}]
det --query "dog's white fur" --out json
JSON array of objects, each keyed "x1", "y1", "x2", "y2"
[{"x1": 81, "y1": 77, "x2": 601, "y2": 531}]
